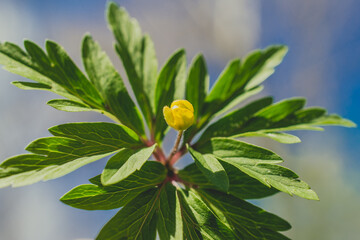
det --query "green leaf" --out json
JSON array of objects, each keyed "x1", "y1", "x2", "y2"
[
  {"x1": 239, "y1": 98, "x2": 306, "y2": 133},
  {"x1": 60, "y1": 161, "x2": 166, "y2": 210},
  {"x1": 178, "y1": 162, "x2": 279, "y2": 199},
  {"x1": 201, "y1": 45, "x2": 287, "y2": 122},
  {"x1": 157, "y1": 183, "x2": 183, "y2": 240},
  {"x1": 198, "y1": 97, "x2": 273, "y2": 144},
  {"x1": 154, "y1": 49, "x2": 187, "y2": 142},
  {"x1": 47, "y1": 99, "x2": 93, "y2": 112},
  {"x1": 101, "y1": 144, "x2": 156, "y2": 185},
  {"x1": 177, "y1": 188, "x2": 237, "y2": 239},
  {"x1": 241, "y1": 45, "x2": 288, "y2": 90},
  {"x1": 11, "y1": 81, "x2": 51, "y2": 90},
  {"x1": 0, "y1": 41, "x2": 75, "y2": 101},
  {"x1": 196, "y1": 138, "x2": 319, "y2": 200},
  {"x1": 45, "y1": 40, "x2": 104, "y2": 108},
  {"x1": 198, "y1": 189, "x2": 291, "y2": 240},
  {"x1": 236, "y1": 132, "x2": 301, "y2": 144},
  {"x1": 0, "y1": 121, "x2": 144, "y2": 188},
  {"x1": 82, "y1": 34, "x2": 145, "y2": 135},
  {"x1": 96, "y1": 188, "x2": 159, "y2": 240},
  {"x1": 186, "y1": 54, "x2": 209, "y2": 121},
  {"x1": 0, "y1": 151, "x2": 114, "y2": 188},
  {"x1": 187, "y1": 146, "x2": 229, "y2": 192},
  {"x1": 49, "y1": 122, "x2": 143, "y2": 149},
  {"x1": 107, "y1": 2, "x2": 158, "y2": 128}
]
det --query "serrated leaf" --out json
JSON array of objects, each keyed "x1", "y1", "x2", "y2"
[
  {"x1": 0, "y1": 121, "x2": 143, "y2": 188},
  {"x1": 0, "y1": 41, "x2": 76, "y2": 101},
  {"x1": 178, "y1": 162, "x2": 279, "y2": 199},
  {"x1": 60, "y1": 161, "x2": 166, "y2": 210},
  {"x1": 186, "y1": 54, "x2": 209, "y2": 121},
  {"x1": 157, "y1": 183, "x2": 183, "y2": 240},
  {"x1": 101, "y1": 144, "x2": 156, "y2": 185},
  {"x1": 196, "y1": 138, "x2": 319, "y2": 200},
  {"x1": 82, "y1": 35, "x2": 145, "y2": 135},
  {"x1": 154, "y1": 49, "x2": 187, "y2": 142},
  {"x1": 198, "y1": 97, "x2": 273, "y2": 144},
  {"x1": 187, "y1": 146, "x2": 229, "y2": 192},
  {"x1": 177, "y1": 188, "x2": 237, "y2": 240},
  {"x1": 47, "y1": 99, "x2": 93, "y2": 112},
  {"x1": 96, "y1": 188, "x2": 160, "y2": 240},
  {"x1": 0, "y1": 152, "x2": 113, "y2": 188},
  {"x1": 45, "y1": 40, "x2": 104, "y2": 108},
  {"x1": 107, "y1": 2, "x2": 158, "y2": 128},
  {"x1": 200, "y1": 46, "x2": 287, "y2": 126},
  {"x1": 198, "y1": 189, "x2": 291, "y2": 240},
  {"x1": 49, "y1": 122, "x2": 143, "y2": 149}
]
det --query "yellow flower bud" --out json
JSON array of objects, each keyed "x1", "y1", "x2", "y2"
[{"x1": 163, "y1": 100, "x2": 194, "y2": 131}]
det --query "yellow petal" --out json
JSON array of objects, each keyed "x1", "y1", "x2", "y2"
[
  {"x1": 171, "y1": 100, "x2": 194, "y2": 113},
  {"x1": 163, "y1": 106, "x2": 176, "y2": 129}
]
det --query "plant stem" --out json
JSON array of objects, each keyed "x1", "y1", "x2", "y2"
[{"x1": 168, "y1": 130, "x2": 183, "y2": 163}]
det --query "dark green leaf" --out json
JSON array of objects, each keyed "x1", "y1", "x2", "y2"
[
  {"x1": 178, "y1": 162, "x2": 279, "y2": 199},
  {"x1": 0, "y1": 41, "x2": 75, "y2": 100},
  {"x1": 177, "y1": 189, "x2": 237, "y2": 240},
  {"x1": 45, "y1": 40, "x2": 104, "y2": 108},
  {"x1": 101, "y1": 145, "x2": 156, "y2": 185},
  {"x1": 196, "y1": 138, "x2": 319, "y2": 200},
  {"x1": 107, "y1": 2, "x2": 158, "y2": 128},
  {"x1": 96, "y1": 188, "x2": 159, "y2": 240},
  {"x1": 186, "y1": 54, "x2": 209, "y2": 121},
  {"x1": 82, "y1": 35, "x2": 145, "y2": 135},
  {"x1": 49, "y1": 122, "x2": 143, "y2": 149},
  {"x1": 198, "y1": 97, "x2": 273, "y2": 145},
  {"x1": 60, "y1": 161, "x2": 166, "y2": 210},
  {"x1": 187, "y1": 146, "x2": 229, "y2": 192},
  {"x1": 154, "y1": 49, "x2": 187, "y2": 142},
  {"x1": 157, "y1": 183, "x2": 183, "y2": 240},
  {"x1": 198, "y1": 189, "x2": 291, "y2": 240}
]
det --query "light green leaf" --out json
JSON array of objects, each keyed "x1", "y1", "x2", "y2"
[
  {"x1": 96, "y1": 188, "x2": 159, "y2": 240},
  {"x1": 236, "y1": 132, "x2": 301, "y2": 144},
  {"x1": 178, "y1": 162, "x2": 279, "y2": 199},
  {"x1": 196, "y1": 138, "x2": 319, "y2": 200},
  {"x1": 0, "y1": 121, "x2": 145, "y2": 187},
  {"x1": 177, "y1": 188, "x2": 237, "y2": 240},
  {"x1": 49, "y1": 122, "x2": 143, "y2": 149},
  {"x1": 101, "y1": 144, "x2": 156, "y2": 185},
  {"x1": 0, "y1": 151, "x2": 114, "y2": 188},
  {"x1": 82, "y1": 35, "x2": 145, "y2": 135},
  {"x1": 60, "y1": 161, "x2": 166, "y2": 210},
  {"x1": 187, "y1": 146, "x2": 229, "y2": 192},
  {"x1": 186, "y1": 54, "x2": 209, "y2": 121},
  {"x1": 47, "y1": 99, "x2": 93, "y2": 112},
  {"x1": 157, "y1": 183, "x2": 183, "y2": 240},
  {"x1": 11, "y1": 81, "x2": 51, "y2": 90},
  {"x1": 107, "y1": 2, "x2": 158, "y2": 128},
  {"x1": 199, "y1": 189, "x2": 291, "y2": 240},
  {"x1": 154, "y1": 49, "x2": 187, "y2": 142}
]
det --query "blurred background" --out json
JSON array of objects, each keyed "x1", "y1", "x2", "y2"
[{"x1": 0, "y1": 0, "x2": 359, "y2": 239}]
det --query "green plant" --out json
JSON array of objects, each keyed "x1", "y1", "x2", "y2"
[{"x1": 0, "y1": 2, "x2": 355, "y2": 239}]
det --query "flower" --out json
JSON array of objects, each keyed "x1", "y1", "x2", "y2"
[{"x1": 163, "y1": 100, "x2": 194, "y2": 131}]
